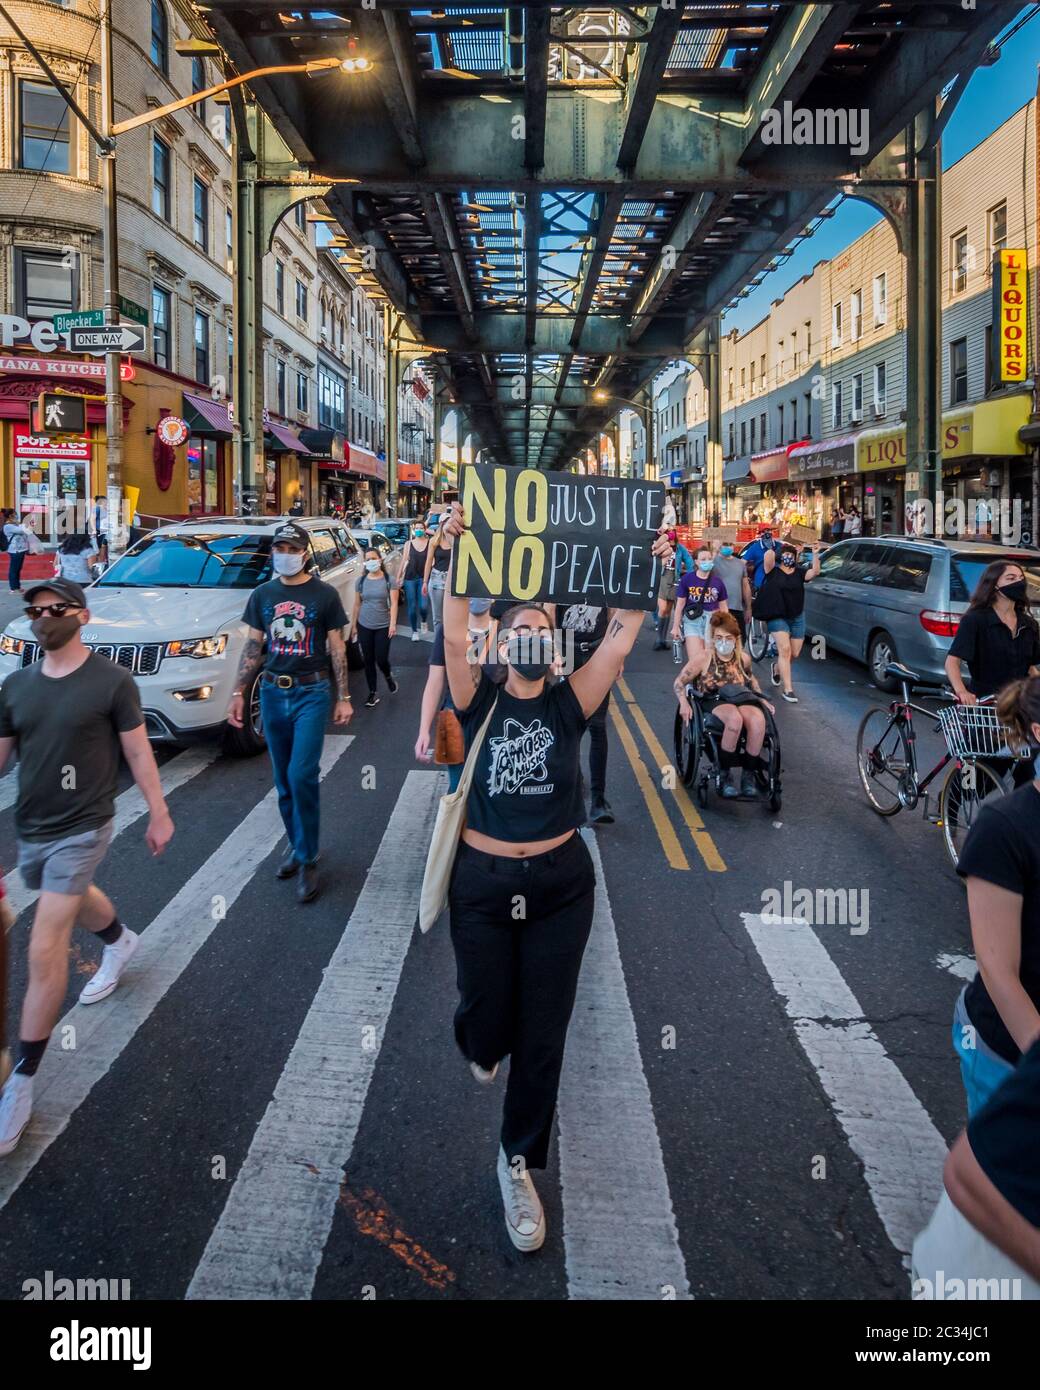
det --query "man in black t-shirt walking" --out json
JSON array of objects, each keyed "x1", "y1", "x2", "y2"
[
  {"x1": 228, "y1": 522, "x2": 353, "y2": 903},
  {"x1": 560, "y1": 603, "x2": 615, "y2": 824},
  {"x1": 0, "y1": 579, "x2": 174, "y2": 1157}
]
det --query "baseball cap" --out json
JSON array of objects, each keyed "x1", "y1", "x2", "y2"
[
  {"x1": 270, "y1": 521, "x2": 310, "y2": 550},
  {"x1": 24, "y1": 577, "x2": 87, "y2": 608}
]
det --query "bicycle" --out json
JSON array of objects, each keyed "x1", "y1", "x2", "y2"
[
  {"x1": 746, "y1": 615, "x2": 772, "y2": 663},
  {"x1": 855, "y1": 660, "x2": 1026, "y2": 868}
]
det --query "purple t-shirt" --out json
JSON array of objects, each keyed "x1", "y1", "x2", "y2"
[{"x1": 677, "y1": 570, "x2": 728, "y2": 617}]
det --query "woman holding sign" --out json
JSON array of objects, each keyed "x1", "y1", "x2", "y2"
[{"x1": 438, "y1": 499, "x2": 671, "y2": 1253}]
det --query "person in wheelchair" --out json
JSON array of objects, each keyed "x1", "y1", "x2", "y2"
[{"x1": 674, "y1": 611, "x2": 775, "y2": 799}]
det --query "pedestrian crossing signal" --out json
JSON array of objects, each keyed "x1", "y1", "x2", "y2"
[{"x1": 31, "y1": 392, "x2": 86, "y2": 437}]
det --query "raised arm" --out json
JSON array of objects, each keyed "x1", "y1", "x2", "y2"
[
  {"x1": 762, "y1": 546, "x2": 777, "y2": 575},
  {"x1": 804, "y1": 542, "x2": 822, "y2": 582},
  {"x1": 439, "y1": 504, "x2": 484, "y2": 711}
]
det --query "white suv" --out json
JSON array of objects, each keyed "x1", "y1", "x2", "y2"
[{"x1": 0, "y1": 517, "x2": 364, "y2": 756}]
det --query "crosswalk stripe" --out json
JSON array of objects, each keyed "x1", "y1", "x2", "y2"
[
  {"x1": 741, "y1": 912, "x2": 948, "y2": 1257},
  {"x1": 936, "y1": 952, "x2": 975, "y2": 983},
  {"x1": 2, "y1": 745, "x2": 219, "y2": 922},
  {"x1": 186, "y1": 768, "x2": 442, "y2": 1300},
  {"x1": 0, "y1": 736, "x2": 354, "y2": 1213},
  {"x1": 557, "y1": 831, "x2": 691, "y2": 1300}
]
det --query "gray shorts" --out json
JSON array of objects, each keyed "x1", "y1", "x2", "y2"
[{"x1": 18, "y1": 821, "x2": 114, "y2": 897}]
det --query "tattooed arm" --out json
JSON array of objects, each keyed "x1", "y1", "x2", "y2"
[
  {"x1": 226, "y1": 627, "x2": 264, "y2": 728},
  {"x1": 439, "y1": 503, "x2": 485, "y2": 711},
  {"x1": 327, "y1": 629, "x2": 354, "y2": 725}
]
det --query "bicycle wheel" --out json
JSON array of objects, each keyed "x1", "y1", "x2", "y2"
[
  {"x1": 939, "y1": 759, "x2": 1004, "y2": 868},
  {"x1": 856, "y1": 706, "x2": 912, "y2": 816},
  {"x1": 673, "y1": 694, "x2": 702, "y2": 787},
  {"x1": 747, "y1": 617, "x2": 768, "y2": 662}
]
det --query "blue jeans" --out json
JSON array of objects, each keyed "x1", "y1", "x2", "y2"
[
  {"x1": 402, "y1": 577, "x2": 428, "y2": 632},
  {"x1": 7, "y1": 550, "x2": 25, "y2": 590},
  {"x1": 952, "y1": 989, "x2": 1016, "y2": 1117},
  {"x1": 259, "y1": 679, "x2": 331, "y2": 866}
]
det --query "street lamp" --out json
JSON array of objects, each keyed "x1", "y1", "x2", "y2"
[{"x1": 591, "y1": 390, "x2": 654, "y2": 481}]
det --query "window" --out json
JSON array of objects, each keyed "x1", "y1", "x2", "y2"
[
  {"x1": 15, "y1": 246, "x2": 76, "y2": 320},
  {"x1": 950, "y1": 337, "x2": 968, "y2": 405},
  {"x1": 831, "y1": 301, "x2": 842, "y2": 347},
  {"x1": 227, "y1": 328, "x2": 233, "y2": 383},
  {"x1": 873, "y1": 272, "x2": 887, "y2": 326},
  {"x1": 309, "y1": 530, "x2": 340, "y2": 574},
  {"x1": 223, "y1": 106, "x2": 232, "y2": 151},
  {"x1": 789, "y1": 400, "x2": 797, "y2": 443},
  {"x1": 294, "y1": 201, "x2": 307, "y2": 230},
  {"x1": 873, "y1": 361, "x2": 886, "y2": 414},
  {"x1": 851, "y1": 290, "x2": 862, "y2": 341},
  {"x1": 191, "y1": 57, "x2": 207, "y2": 124},
  {"x1": 740, "y1": 420, "x2": 747, "y2": 455},
  {"x1": 186, "y1": 437, "x2": 220, "y2": 514},
  {"x1": 832, "y1": 380, "x2": 843, "y2": 427},
  {"x1": 152, "y1": 136, "x2": 170, "y2": 220},
  {"x1": 226, "y1": 209, "x2": 233, "y2": 265},
  {"x1": 193, "y1": 177, "x2": 208, "y2": 252},
  {"x1": 852, "y1": 372, "x2": 863, "y2": 417},
  {"x1": 885, "y1": 550, "x2": 934, "y2": 594},
  {"x1": 777, "y1": 339, "x2": 785, "y2": 379},
  {"x1": 193, "y1": 309, "x2": 209, "y2": 384},
  {"x1": 951, "y1": 230, "x2": 969, "y2": 294},
  {"x1": 985, "y1": 324, "x2": 994, "y2": 393},
  {"x1": 151, "y1": 0, "x2": 168, "y2": 74},
  {"x1": 759, "y1": 353, "x2": 765, "y2": 384},
  {"x1": 19, "y1": 80, "x2": 70, "y2": 172},
  {"x1": 740, "y1": 366, "x2": 746, "y2": 396},
  {"x1": 989, "y1": 202, "x2": 1007, "y2": 259},
  {"x1": 274, "y1": 260, "x2": 284, "y2": 315},
  {"x1": 296, "y1": 370, "x2": 308, "y2": 413},
  {"x1": 727, "y1": 368, "x2": 733, "y2": 401},
  {"x1": 318, "y1": 363, "x2": 346, "y2": 431},
  {"x1": 750, "y1": 360, "x2": 756, "y2": 392},
  {"x1": 295, "y1": 279, "x2": 308, "y2": 320},
  {"x1": 804, "y1": 391, "x2": 812, "y2": 437},
  {"x1": 805, "y1": 320, "x2": 812, "y2": 358},
  {"x1": 750, "y1": 417, "x2": 757, "y2": 452},
  {"x1": 759, "y1": 412, "x2": 766, "y2": 447},
  {"x1": 276, "y1": 360, "x2": 286, "y2": 415},
  {"x1": 152, "y1": 286, "x2": 171, "y2": 369},
  {"x1": 777, "y1": 402, "x2": 784, "y2": 441},
  {"x1": 791, "y1": 330, "x2": 798, "y2": 368},
  {"x1": 840, "y1": 542, "x2": 894, "y2": 587},
  {"x1": 727, "y1": 422, "x2": 734, "y2": 456}
]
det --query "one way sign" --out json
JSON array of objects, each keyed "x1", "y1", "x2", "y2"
[{"x1": 69, "y1": 323, "x2": 147, "y2": 355}]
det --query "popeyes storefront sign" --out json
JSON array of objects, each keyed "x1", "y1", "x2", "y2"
[{"x1": 992, "y1": 249, "x2": 1028, "y2": 383}]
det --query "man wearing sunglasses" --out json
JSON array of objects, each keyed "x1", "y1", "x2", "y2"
[{"x1": 0, "y1": 579, "x2": 174, "y2": 1157}]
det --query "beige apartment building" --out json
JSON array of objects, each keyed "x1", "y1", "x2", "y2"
[{"x1": 0, "y1": 0, "x2": 388, "y2": 530}]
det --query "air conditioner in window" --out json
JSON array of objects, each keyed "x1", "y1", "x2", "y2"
[
  {"x1": 872, "y1": 402, "x2": 885, "y2": 418},
  {"x1": 850, "y1": 408, "x2": 863, "y2": 423}
]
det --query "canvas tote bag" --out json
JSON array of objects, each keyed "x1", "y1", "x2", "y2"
[{"x1": 418, "y1": 697, "x2": 497, "y2": 933}]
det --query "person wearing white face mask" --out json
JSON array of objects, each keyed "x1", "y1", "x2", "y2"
[
  {"x1": 353, "y1": 549, "x2": 400, "y2": 708},
  {"x1": 227, "y1": 523, "x2": 353, "y2": 904}
]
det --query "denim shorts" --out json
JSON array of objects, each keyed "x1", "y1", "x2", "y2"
[
  {"x1": 18, "y1": 820, "x2": 114, "y2": 897},
  {"x1": 952, "y1": 986, "x2": 1016, "y2": 1117},
  {"x1": 682, "y1": 611, "x2": 711, "y2": 641},
  {"x1": 766, "y1": 614, "x2": 805, "y2": 639}
]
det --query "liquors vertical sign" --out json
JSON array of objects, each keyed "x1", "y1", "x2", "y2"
[{"x1": 992, "y1": 249, "x2": 1028, "y2": 382}]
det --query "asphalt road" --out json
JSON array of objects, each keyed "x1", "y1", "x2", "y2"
[{"x1": 0, "y1": 620, "x2": 977, "y2": 1301}]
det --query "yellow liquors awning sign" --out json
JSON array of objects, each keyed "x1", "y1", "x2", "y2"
[
  {"x1": 857, "y1": 410, "x2": 975, "y2": 472},
  {"x1": 993, "y1": 249, "x2": 1029, "y2": 383}
]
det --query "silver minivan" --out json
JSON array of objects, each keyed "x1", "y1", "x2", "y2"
[{"x1": 803, "y1": 536, "x2": 1040, "y2": 691}]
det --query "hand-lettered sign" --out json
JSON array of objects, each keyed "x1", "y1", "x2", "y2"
[{"x1": 452, "y1": 464, "x2": 665, "y2": 610}]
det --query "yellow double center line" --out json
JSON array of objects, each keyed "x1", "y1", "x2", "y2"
[{"x1": 610, "y1": 677, "x2": 727, "y2": 874}]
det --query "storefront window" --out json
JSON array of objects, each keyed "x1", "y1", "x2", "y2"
[{"x1": 186, "y1": 436, "x2": 219, "y2": 513}]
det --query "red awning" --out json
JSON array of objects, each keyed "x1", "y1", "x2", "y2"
[
  {"x1": 750, "y1": 449, "x2": 789, "y2": 483},
  {"x1": 266, "y1": 420, "x2": 312, "y2": 455},
  {"x1": 182, "y1": 391, "x2": 234, "y2": 437}
]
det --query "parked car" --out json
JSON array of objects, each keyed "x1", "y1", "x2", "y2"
[
  {"x1": 802, "y1": 536, "x2": 1040, "y2": 691},
  {"x1": 371, "y1": 518, "x2": 414, "y2": 546},
  {"x1": 0, "y1": 517, "x2": 365, "y2": 756},
  {"x1": 349, "y1": 527, "x2": 402, "y2": 579}
]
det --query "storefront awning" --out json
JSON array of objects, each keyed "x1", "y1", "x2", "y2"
[
  {"x1": 750, "y1": 449, "x2": 789, "y2": 483},
  {"x1": 298, "y1": 427, "x2": 345, "y2": 462},
  {"x1": 182, "y1": 392, "x2": 234, "y2": 438},
  {"x1": 856, "y1": 393, "x2": 1031, "y2": 472},
  {"x1": 724, "y1": 456, "x2": 752, "y2": 485},
  {"x1": 265, "y1": 421, "x2": 312, "y2": 455},
  {"x1": 399, "y1": 463, "x2": 433, "y2": 488},
  {"x1": 789, "y1": 436, "x2": 857, "y2": 482}
]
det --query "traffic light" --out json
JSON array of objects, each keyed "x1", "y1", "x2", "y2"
[{"x1": 31, "y1": 392, "x2": 86, "y2": 436}]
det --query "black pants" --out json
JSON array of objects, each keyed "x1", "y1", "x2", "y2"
[
  {"x1": 357, "y1": 623, "x2": 392, "y2": 695},
  {"x1": 586, "y1": 692, "x2": 609, "y2": 798},
  {"x1": 448, "y1": 834, "x2": 596, "y2": 1169}
]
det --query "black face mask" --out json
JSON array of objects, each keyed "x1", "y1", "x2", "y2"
[
  {"x1": 31, "y1": 614, "x2": 82, "y2": 651},
  {"x1": 998, "y1": 580, "x2": 1027, "y2": 603},
  {"x1": 502, "y1": 632, "x2": 555, "y2": 682}
]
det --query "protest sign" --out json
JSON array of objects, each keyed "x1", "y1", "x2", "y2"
[
  {"x1": 789, "y1": 523, "x2": 818, "y2": 545},
  {"x1": 452, "y1": 465, "x2": 665, "y2": 610}
]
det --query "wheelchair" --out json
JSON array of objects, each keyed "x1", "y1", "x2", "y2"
[{"x1": 673, "y1": 685, "x2": 782, "y2": 813}]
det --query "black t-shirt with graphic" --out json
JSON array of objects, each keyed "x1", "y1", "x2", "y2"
[
  {"x1": 242, "y1": 576, "x2": 348, "y2": 676},
  {"x1": 559, "y1": 603, "x2": 609, "y2": 671},
  {"x1": 459, "y1": 669, "x2": 588, "y2": 841}
]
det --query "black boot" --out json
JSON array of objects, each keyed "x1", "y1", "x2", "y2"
[
  {"x1": 652, "y1": 614, "x2": 668, "y2": 650},
  {"x1": 297, "y1": 863, "x2": 319, "y2": 903},
  {"x1": 275, "y1": 846, "x2": 299, "y2": 879},
  {"x1": 589, "y1": 793, "x2": 615, "y2": 824}
]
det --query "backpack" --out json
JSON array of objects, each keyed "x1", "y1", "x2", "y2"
[{"x1": 0, "y1": 527, "x2": 8, "y2": 553}]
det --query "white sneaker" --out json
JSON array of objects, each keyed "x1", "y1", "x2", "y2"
[
  {"x1": 79, "y1": 928, "x2": 139, "y2": 1005},
  {"x1": 470, "y1": 1060, "x2": 499, "y2": 1085},
  {"x1": 0, "y1": 1073, "x2": 33, "y2": 1157},
  {"x1": 411, "y1": 630, "x2": 419, "y2": 642},
  {"x1": 497, "y1": 1146, "x2": 546, "y2": 1252}
]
